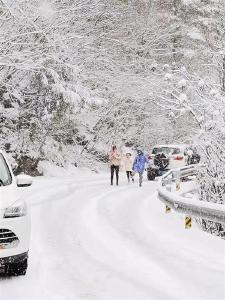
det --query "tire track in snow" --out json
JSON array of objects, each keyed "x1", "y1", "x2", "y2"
[
  {"x1": 63, "y1": 185, "x2": 151, "y2": 300},
  {"x1": 27, "y1": 181, "x2": 133, "y2": 300},
  {"x1": 74, "y1": 185, "x2": 179, "y2": 300},
  {"x1": 96, "y1": 188, "x2": 215, "y2": 299},
  {"x1": 1, "y1": 177, "x2": 112, "y2": 300},
  {"x1": 74, "y1": 182, "x2": 225, "y2": 300},
  {"x1": 26, "y1": 176, "x2": 109, "y2": 207}
]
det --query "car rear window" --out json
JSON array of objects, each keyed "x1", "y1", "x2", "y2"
[
  {"x1": 172, "y1": 148, "x2": 181, "y2": 155},
  {"x1": 152, "y1": 147, "x2": 181, "y2": 155},
  {"x1": 152, "y1": 147, "x2": 172, "y2": 155},
  {"x1": 0, "y1": 154, "x2": 12, "y2": 186}
]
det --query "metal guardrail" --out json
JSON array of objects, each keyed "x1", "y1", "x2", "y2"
[
  {"x1": 158, "y1": 165, "x2": 225, "y2": 225},
  {"x1": 160, "y1": 164, "x2": 200, "y2": 186}
]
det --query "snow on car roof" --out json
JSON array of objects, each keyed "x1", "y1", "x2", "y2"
[{"x1": 153, "y1": 144, "x2": 186, "y2": 149}]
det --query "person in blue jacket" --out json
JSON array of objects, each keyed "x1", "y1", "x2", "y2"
[{"x1": 132, "y1": 149, "x2": 149, "y2": 187}]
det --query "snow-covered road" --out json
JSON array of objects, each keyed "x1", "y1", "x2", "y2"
[{"x1": 0, "y1": 172, "x2": 224, "y2": 300}]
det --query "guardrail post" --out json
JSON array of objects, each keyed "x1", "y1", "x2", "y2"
[
  {"x1": 176, "y1": 181, "x2": 180, "y2": 191},
  {"x1": 172, "y1": 170, "x2": 181, "y2": 192},
  {"x1": 185, "y1": 216, "x2": 192, "y2": 229}
]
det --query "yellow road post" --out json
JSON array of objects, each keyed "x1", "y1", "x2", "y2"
[
  {"x1": 165, "y1": 205, "x2": 171, "y2": 213},
  {"x1": 185, "y1": 216, "x2": 192, "y2": 229}
]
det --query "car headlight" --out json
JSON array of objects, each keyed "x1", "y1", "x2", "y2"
[{"x1": 4, "y1": 199, "x2": 27, "y2": 218}]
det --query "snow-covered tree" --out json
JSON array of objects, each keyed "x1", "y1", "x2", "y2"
[{"x1": 1, "y1": 0, "x2": 197, "y2": 171}]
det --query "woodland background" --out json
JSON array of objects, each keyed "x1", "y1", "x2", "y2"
[{"x1": 0, "y1": 1, "x2": 225, "y2": 218}]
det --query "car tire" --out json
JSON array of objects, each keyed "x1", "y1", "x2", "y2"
[
  {"x1": 147, "y1": 174, "x2": 155, "y2": 181},
  {"x1": 6, "y1": 258, "x2": 28, "y2": 276}
]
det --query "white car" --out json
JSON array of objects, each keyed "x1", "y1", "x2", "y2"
[
  {"x1": 0, "y1": 150, "x2": 32, "y2": 276},
  {"x1": 150, "y1": 144, "x2": 187, "y2": 170}
]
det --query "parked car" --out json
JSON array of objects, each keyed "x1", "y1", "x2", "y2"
[
  {"x1": 147, "y1": 144, "x2": 188, "y2": 180},
  {"x1": 0, "y1": 150, "x2": 32, "y2": 276}
]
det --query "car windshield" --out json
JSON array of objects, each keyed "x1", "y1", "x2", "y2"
[
  {"x1": 152, "y1": 147, "x2": 181, "y2": 155},
  {"x1": 0, "y1": 154, "x2": 12, "y2": 186}
]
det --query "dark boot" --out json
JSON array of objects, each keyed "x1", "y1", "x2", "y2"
[
  {"x1": 115, "y1": 166, "x2": 119, "y2": 186},
  {"x1": 111, "y1": 165, "x2": 114, "y2": 186},
  {"x1": 139, "y1": 174, "x2": 143, "y2": 187}
]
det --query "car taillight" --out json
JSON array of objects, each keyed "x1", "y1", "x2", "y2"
[{"x1": 174, "y1": 156, "x2": 183, "y2": 160}]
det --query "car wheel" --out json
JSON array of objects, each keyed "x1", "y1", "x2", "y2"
[
  {"x1": 147, "y1": 174, "x2": 155, "y2": 181},
  {"x1": 6, "y1": 258, "x2": 28, "y2": 276}
]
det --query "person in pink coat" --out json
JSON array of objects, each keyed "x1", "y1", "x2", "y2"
[{"x1": 108, "y1": 145, "x2": 121, "y2": 185}]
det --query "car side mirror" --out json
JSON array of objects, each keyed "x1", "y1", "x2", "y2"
[
  {"x1": 16, "y1": 174, "x2": 33, "y2": 187},
  {"x1": 11, "y1": 162, "x2": 18, "y2": 172}
]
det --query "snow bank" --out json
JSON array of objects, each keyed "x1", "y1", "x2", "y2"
[{"x1": 37, "y1": 160, "x2": 94, "y2": 178}]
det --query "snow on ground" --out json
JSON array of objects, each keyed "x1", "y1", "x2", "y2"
[{"x1": 0, "y1": 168, "x2": 224, "y2": 300}]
